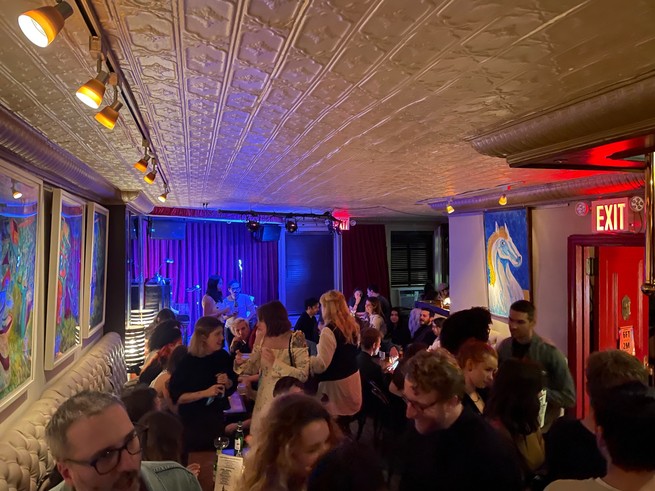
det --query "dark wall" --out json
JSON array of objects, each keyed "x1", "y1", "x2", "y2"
[{"x1": 104, "y1": 205, "x2": 128, "y2": 339}]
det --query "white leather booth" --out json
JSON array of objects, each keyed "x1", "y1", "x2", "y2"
[{"x1": 0, "y1": 333, "x2": 126, "y2": 491}]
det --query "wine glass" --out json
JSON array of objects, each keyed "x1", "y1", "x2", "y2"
[{"x1": 213, "y1": 436, "x2": 229, "y2": 454}]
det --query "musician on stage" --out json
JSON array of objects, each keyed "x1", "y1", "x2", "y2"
[{"x1": 202, "y1": 275, "x2": 230, "y2": 318}]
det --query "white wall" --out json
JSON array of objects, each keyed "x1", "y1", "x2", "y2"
[{"x1": 449, "y1": 204, "x2": 593, "y2": 355}]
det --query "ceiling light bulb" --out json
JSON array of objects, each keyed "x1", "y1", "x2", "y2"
[
  {"x1": 144, "y1": 169, "x2": 157, "y2": 184},
  {"x1": 446, "y1": 204, "x2": 455, "y2": 214},
  {"x1": 18, "y1": 1, "x2": 73, "y2": 48},
  {"x1": 157, "y1": 190, "x2": 169, "y2": 203},
  {"x1": 134, "y1": 156, "x2": 149, "y2": 173},
  {"x1": 76, "y1": 71, "x2": 109, "y2": 109},
  {"x1": 95, "y1": 100, "x2": 123, "y2": 129},
  {"x1": 12, "y1": 186, "x2": 22, "y2": 200},
  {"x1": 499, "y1": 194, "x2": 508, "y2": 206}
]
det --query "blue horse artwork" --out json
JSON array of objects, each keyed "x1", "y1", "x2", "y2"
[{"x1": 484, "y1": 209, "x2": 531, "y2": 317}]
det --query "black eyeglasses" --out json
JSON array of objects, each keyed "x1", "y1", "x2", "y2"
[
  {"x1": 401, "y1": 395, "x2": 441, "y2": 413},
  {"x1": 65, "y1": 427, "x2": 143, "y2": 475}
]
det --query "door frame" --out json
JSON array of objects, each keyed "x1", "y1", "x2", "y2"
[{"x1": 567, "y1": 233, "x2": 645, "y2": 417}]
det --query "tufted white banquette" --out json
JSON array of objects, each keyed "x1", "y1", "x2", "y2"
[{"x1": 0, "y1": 333, "x2": 126, "y2": 491}]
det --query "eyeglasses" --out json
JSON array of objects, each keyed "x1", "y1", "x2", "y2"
[
  {"x1": 402, "y1": 395, "x2": 441, "y2": 413},
  {"x1": 65, "y1": 427, "x2": 142, "y2": 475}
]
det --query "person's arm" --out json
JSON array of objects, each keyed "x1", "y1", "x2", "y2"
[
  {"x1": 544, "y1": 346, "x2": 576, "y2": 408},
  {"x1": 310, "y1": 327, "x2": 336, "y2": 375},
  {"x1": 234, "y1": 339, "x2": 261, "y2": 376},
  {"x1": 176, "y1": 385, "x2": 224, "y2": 405}
]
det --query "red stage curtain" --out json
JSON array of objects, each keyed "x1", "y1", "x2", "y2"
[
  {"x1": 342, "y1": 224, "x2": 390, "y2": 300},
  {"x1": 143, "y1": 221, "x2": 278, "y2": 321}
]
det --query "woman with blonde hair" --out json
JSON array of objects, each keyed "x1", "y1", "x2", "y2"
[
  {"x1": 168, "y1": 316, "x2": 237, "y2": 451},
  {"x1": 234, "y1": 300, "x2": 309, "y2": 436},
  {"x1": 239, "y1": 393, "x2": 340, "y2": 491},
  {"x1": 310, "y1": 290, "x2": 362, "y2": 425}
]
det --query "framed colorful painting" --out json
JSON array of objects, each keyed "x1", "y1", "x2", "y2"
[
  {"x1": 45, "y1": 189, "x2": 85, "y2": 370},
  {"x1": 82, "y1": 203, "x2": 109, "y2": 338},
  {"x1": 0, "y1": 162, "x2": 42, "y2": 410},
  {"x1": 483, "y1": 208, "x2": 532, "y2": 318}
]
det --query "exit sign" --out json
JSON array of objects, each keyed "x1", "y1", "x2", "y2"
[{"x1": 592, "y1": 197, "x2": 630, "y2": 233}]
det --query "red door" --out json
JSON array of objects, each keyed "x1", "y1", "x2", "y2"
[
  {"x1": 596, "y1": 246, "x2": 648, "y2": 359},
  {"x1": 568, "y1": 236, "x2": 647, "y2": 419}
]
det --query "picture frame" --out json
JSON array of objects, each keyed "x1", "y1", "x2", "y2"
[
  {"x1": 45, "y1": 189, "x2": 85, "y2": 370},
  {"x1": 0, "y1": 161, "x2": 42, "y2": 410},
  {"x1": 483, "y1": 208, "x2": 532, "y2": 318},
  {"x1": 82, "y1": 203, "x2": 109, "y2": 339}
]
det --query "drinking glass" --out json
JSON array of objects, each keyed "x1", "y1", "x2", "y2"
[{"x1": 214, "y1": 436, "x2": 229, "y2": 453}]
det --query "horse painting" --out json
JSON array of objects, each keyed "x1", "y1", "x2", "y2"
[{"x1": 486, "y1": 221, "x2": 528, "y2": 317}]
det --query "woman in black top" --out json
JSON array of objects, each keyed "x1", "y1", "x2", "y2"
[
  {"x1": 168, "y1": 316, "x2": 237, "y2": 451},
  {"x1": 456, "y1": 339, "x2": 498, "y2": 415}
]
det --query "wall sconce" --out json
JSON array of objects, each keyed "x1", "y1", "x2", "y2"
[{"x1": 18, "y1": 1, "x2": 73, "y2": 48}]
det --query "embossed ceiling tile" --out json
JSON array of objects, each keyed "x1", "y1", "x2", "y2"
[
  {"x1": 335, "y1": 88, "x2": 378, "y2": 117},
  {"x1": 188, "y1": 98, "x2": 218, "y2": 115},
  {"x1": 124, "y1": 12, "x2": 175, "y2": 53},
  {"x1": 459, "y1": 11, "x2": 546, "y2": 59},
  {"x1": 294, "y1": 96, "x2": 331, "y2": 120},
  {"x1": 360, "y1": 0, "x2": 435, "y2": 40},
  {"x1": 265, "y1": 83, "x2": 302, "y2": 109},
  {"x1": 278, "y1": 50, "x2": 323, "y2": 89},
  {"x1": 183, "y1": 0, "x2": 235, "y2": 43},
  {"x1": 310, "y1": 72, "x2": 353, "y2": 105},
  {"x1": 187, "y1": 76, "x2": 221, "y2": 98},
  {"x1": 231, "y1": 62, "x2": 269, "y2": 92},
  {"x1": 185, "y1": 44, "x2": 227, "y2": 76},
  {"x1": 295, "y1": 5, "x2": 353, "y2": 60},
  {"x1": 331, "y1": 33, "x2": 385, "y2": 84},
  {"x1": 247, "y1": 0, "x2": 302, "y2": 29},
  {"x1": 238, "y1": 28, "x2": 286, "y2": 70},
  {"x1": 137, "y1": 56, "x2": 177, "y2": 81}
]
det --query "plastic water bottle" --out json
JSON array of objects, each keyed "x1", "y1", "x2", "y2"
[{"x1": 234, "y1": 421, "x2": 245, "y2": 457}]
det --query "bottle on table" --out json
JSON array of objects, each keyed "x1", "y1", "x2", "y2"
[{"x1": 234, "y1": 421, "x2": 245, "y2": 457}]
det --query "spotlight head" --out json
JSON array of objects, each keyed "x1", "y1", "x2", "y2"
[
  {"x1": 134, "y1": 156, "x2": 149, "y2": 173},
  {"x1": 144, "y1": 169, "x2": 157, "y2": 184},
  {"x1": 18, "y1": 1, "x2": 73, "y2": 48},
  {"x1": 76, "y1": 71, "x2": 109, "y2": 109},
  {"x1": 157, "y1": 190, "x2": 169, "y2": 203},
  {"x1": 285, "y1": 220, "x2": 298, "y2": 233},
  {"x1": 246, "y1": 220, "x2": 260, "y2": 233},
  {"x1": 446, "y1": 204, "x2": 455, "y2": 214},
  {"x1": 498, "y1": 194, "x2": 508, "y2": 206},
  {"x1": 11, "y1": 185, "x2": 22, "y2": 200},
  {"x1": 95, "y1": 100, "x2": 123, "y2": 129}
]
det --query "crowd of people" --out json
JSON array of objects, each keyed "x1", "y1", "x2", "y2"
[{"x1": 42, "y1": 280, "x2": 655, "y2": 491}]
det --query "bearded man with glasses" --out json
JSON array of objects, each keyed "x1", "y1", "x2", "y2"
[
  {"x1": 399, "y1": 350, "x2": 523, "y2": 491},
  {"x1": 46, "y1": 390, "x2": 201, "y2": 491}
]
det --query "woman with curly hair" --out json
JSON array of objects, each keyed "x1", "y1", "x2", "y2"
[
  {"x1": 239, "y1": 393, "x2": 340, "y2": 491},
  {"x1": 235, "y1": 300, "x2": 309, "y2": 436},
  {"x1": 310, "y1": 290, "x2": 362, "y2": 423}
]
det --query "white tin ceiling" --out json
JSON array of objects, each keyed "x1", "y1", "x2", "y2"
[{"x1": 1, "y1": 0, "x2": 654, "y2": 217}]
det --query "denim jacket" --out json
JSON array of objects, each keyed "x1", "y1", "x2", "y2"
[{"x1": 51, "y1": 461, "x2": 201, "y2": 491}]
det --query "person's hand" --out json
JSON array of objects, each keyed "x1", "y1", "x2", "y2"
[
  {"x1": 186, "y1": 463, "x2": 200, "y2": 478},
  {"x1": 261, "y1": 347, "x2": 274, "y2": 368},
  {"x1": 234, "y1": 351, "x2": 244, "y2": 366},
  {"x1": 204, "y1": 384, "x2": 224, "y2": 398},
  {"x1": 216, "y1": 373, "x2": 229, "y2": 386}
]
